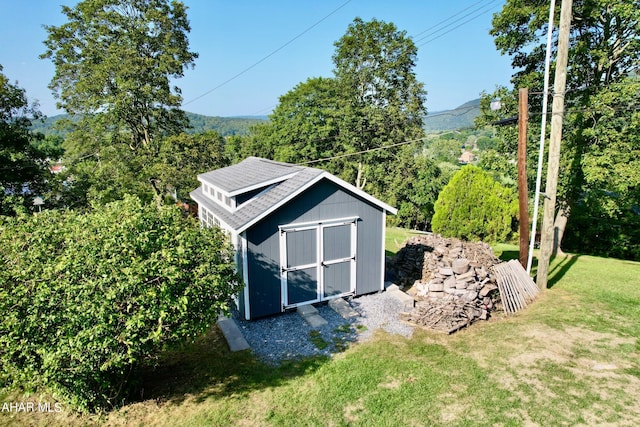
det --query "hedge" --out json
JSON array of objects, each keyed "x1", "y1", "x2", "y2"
[{"x1": 0, "y1": 196, "x2": 241, "y2": 410}]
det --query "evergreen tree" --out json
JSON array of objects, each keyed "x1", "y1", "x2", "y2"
[{"x1": 432, "y1": 165, "x2": 518, "y2": 243}]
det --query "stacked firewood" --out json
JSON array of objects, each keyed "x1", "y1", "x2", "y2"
[
  {"x1": 400, "y1": 299, "x2": 488, "y2": 334},
  {"x1": 389, "y1": 234, "x2": 503, "y2": 333}
]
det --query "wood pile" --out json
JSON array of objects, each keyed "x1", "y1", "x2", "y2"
[
  {"x1": 389, "y1": 234, "x2": 504, "y2": 333},
  {"x1": 400, "y1": 299, "x2": 488, "y2": 334}
]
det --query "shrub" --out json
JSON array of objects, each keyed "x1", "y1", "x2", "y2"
[
  {"x1": 432, "y1": 165, "x2": 518, "y2": 242},
  {"x1": 0, "y1": 196, "x2": 240, "y2": 410}
]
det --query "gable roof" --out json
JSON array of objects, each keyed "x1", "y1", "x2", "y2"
[
  {"x1": 198, "y1": 157, "x2": 301, "y2": 196},
  {"x1": 190, "y1": 157, "x2": 396, "y2": 233}
]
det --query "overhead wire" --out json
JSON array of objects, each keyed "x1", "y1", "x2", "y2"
[
  {"x1": 183, "y1": 0, "x2": 352, "y2": 107},
  {"x1": 415, "y1": 0, "x2": 502, "y2": 47},
  {"x1": 412, "y1": 0, "x2": 500, "y2": 44},
  {"x1": 412, "y1": 0, "x2": 491, "y2": 40},
  {"x1": 424, "y1": 104, "x2": 480, "y2": 117},
  {"x1": 296, "y1": 137, "x2": 429, "y2": 166},
  {"x1": 294, "y1": 99, "x2": 639, "y2": 167},
  {"x1": 184, "y1": 0, "x2": 506, "y2": 111}
]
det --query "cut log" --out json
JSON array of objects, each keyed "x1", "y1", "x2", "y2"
[{"x1": 452, "y1": 258, "x2": 470, "y2": 274}]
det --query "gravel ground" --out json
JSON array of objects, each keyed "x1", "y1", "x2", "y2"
[{"x1": 232, "y1": 291, "x2": 414, "y2": 365}]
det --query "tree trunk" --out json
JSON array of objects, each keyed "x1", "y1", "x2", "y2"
[
  {"x1": 355, "y1": 162, "x2": 367, "y2": 190},
  {"x1": 552, "y1": 206, "x2": 569, "y2": 256}
]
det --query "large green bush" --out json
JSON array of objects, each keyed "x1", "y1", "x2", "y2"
[
  {"x1": 432, "y1": 165, "x2": 518, "y2": 242},
  {"x1": 0, "y1": 196, "x2": 240, "y2": 410}
]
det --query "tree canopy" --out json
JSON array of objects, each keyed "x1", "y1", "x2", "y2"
[
  {"x1": 0, "y1": 196, "x2": 240, "y2": 410},
  {"x1": 240, "y1": 18, "x2": 430, "y2": 227},
  {"x1": 0, "y1": 66, "x2": 51, "y2": 215},
  {"x1": 42, "y1": 0, "x2": 197, "y2": 154},
  {"x1": 477, "y1": 0, "x2": 640, "y2": 259},
  {"x1": 41, "y1": 0, "x2": 208, "y2": 207},
  {"x1": 332, "y1": 17, "x2": 427, "y2": 194}
]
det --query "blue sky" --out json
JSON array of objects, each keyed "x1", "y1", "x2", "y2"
[{"x1": 0, "y1": 0, "x2": 514, "y2": 118}]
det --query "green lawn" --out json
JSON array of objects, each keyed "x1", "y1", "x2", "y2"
[
  {"x1": 2, "y1": 235, "x2": 639, "y2": 426},
  {"x1": 384, "y1": 226, "x2": 424, "y2": 256}
]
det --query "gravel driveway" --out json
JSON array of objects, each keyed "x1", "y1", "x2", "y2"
[{"x1": 232, "y1": 291, "x2": 414, "y2": 365}]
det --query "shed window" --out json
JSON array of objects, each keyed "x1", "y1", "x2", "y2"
[{"x1": 200, "y1": 207, "x2": 218, "y2": 228}]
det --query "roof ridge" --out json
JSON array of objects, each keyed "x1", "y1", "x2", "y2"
[{"x1": 247, "y1": 156, "x2": 303, "y2": 169}]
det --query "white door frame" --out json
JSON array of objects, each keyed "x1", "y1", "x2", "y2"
[{"x1": 280, "y1": 217, "x2": 357, "y2": 309}]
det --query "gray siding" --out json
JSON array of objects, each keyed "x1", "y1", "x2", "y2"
[{"x1": 246, "y1": 178, "x2": 384, "y2": 319}]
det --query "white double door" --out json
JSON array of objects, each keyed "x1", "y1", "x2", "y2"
[{"x1": 280, "y1": 218, "x2": 357, "y2": 308}]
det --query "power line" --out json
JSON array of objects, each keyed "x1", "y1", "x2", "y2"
[
  {"x1": 412, "y1": 0, "x2": 498, "y2": 43},
  {"x1": 412, "y1": 0, "x2": 490, "y2": 39},
  {"x1": 297, "y1": 137, "x2": 428, "y2": 166},
  {"x1": 425, "y1": 104, "x2": 479, "y2": 118},
  {"x1": 416, "y1": 0, "x2": 502, "y2": 47},
  {"x1": 183, "y1": 0, "x2": 352, "y2": 107},
  {"x1": 296, "y1": 106, "x2": 640, "y2": 164},
  {"x1": 250, "y1": 104, "x2": 277, "y2": 116}
]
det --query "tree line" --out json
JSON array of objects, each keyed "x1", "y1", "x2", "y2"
[
  {"x1": 3, "y1": 0, "x2": 637, "y2": 253},
  {"x1": 30, "y1": 112, "x2": 265, "y2": 138}
]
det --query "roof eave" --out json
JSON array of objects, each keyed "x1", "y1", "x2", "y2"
[{"x1": 235, "y1": 170, "x2": 397, "y2": 234}]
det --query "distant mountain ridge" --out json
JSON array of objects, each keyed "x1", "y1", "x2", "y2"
[
  {"x1": 186, "y1": 113, "x2": 267, "y2": 135},
  {"x1": 424, "y1": 98, "x2": 480, "y2": 132},
  {"x1": 31, "y1": 99, "x2": 480, "y2": 137},
  {"x1": 30, "y1": 112, "x2": 267, "y2": 137}
]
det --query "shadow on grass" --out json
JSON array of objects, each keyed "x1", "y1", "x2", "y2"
[
  {"x1": 547, "y1": 254, "x2": 580, "y2": 288},
  {"x1": 498, "y1": 250, "x2": 521, "y2": 262},
  {"x1": 127, "y1": 326, "x2": 328, "y2": 407},
  {"x1": 498, "y1": 249, "x2": 579, "y2": 289}
]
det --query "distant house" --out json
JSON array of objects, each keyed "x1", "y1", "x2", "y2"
[
  {"x1": 49, "y1": 161, "x2": 65, "y2": 174},
  {"x1": 458, "y1": 150, "x2": 475, "y2": 164},
  {"x1": 190, "y1": 157, "x2": 397, "y2": 320}
]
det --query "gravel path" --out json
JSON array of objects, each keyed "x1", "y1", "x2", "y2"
[{"x1": 232, "y1": 291, "x2": 414, "y2": 365}]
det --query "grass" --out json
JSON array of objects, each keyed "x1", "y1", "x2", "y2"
[
  {"x1": 385, "y1": 226, "x2": 423, "y2": 256},
  {"x1": 2, "y1": 239, "x2": 640, "y2": 426},
  {"x1": 308, "y1": 330, "x2": 329, "y2": 350}
]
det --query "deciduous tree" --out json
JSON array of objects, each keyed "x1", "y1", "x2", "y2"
[
  {"x1": 332, "y1": 18, "x2": 427, "y2": 194},
  {"x1": 42, "y1": 0, "x2": 198, "y2": 205},
  {"x1": 0, "y1": 196, "x2": 240, "y2": 410},
  {"x1": 478, "y1": 0, "x2": 640, "y2": 257},
  {"x1": 244, "y1": 18, "x2": 429, "y2": 225},
  {"x1": 42, "y1": 0, "x2": 197, "y2": 154},
  {"x1": 149, "y1": 131, "x2": 230, "y2": 202},
  {"x1": 388, "y1": 146, "x2": 448, "y2": 231},
  {"x1": 0, "y1": 66, "x2": 51, "y2": 215},
  {"x1": 253, "y1": 77, "x2": 342, "y2": 168}
]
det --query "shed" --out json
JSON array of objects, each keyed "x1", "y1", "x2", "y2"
[{"x1": 190, "y1": 157, "x2": 397, "y2": 320}]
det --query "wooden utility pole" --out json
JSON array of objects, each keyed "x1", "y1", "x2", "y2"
[
  {"x1": 518, "y1": 88, "x2": 529, "y2": 268},
  {"x1": 536, "y1": 0, "x2": 573, "y2": 289}
]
